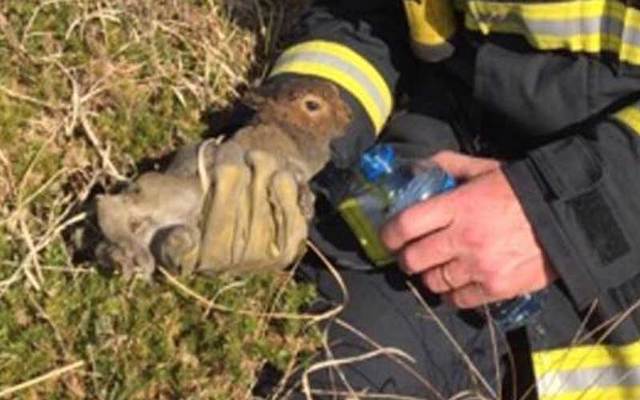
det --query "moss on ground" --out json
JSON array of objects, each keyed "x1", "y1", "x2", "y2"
[{"x1": 0, "y1": 271, "x2": 318, "y2": 399}]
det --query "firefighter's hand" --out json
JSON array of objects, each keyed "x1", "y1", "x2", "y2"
[
  {"x1": 197, "y1": 142, "x2": 311, "y2": 273},
  {"x1": 380, "y1": 151, "x2": 558, "y2": 309}
]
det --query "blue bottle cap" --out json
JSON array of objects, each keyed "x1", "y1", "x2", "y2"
[
  {"x1": 442, "y1": 174, "x2": 457, "y2": 192},
  {"x1": 359, "y1": 144, "x2": 396, "y2": 182}
]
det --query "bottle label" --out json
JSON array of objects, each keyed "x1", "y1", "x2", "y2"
[{"x1": 338, "y1": 194, "x2": 395, "y2": 267}]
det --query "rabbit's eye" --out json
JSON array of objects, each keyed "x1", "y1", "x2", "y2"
[{"x1": 304, "y1": 99, "x2": 321, "y2": 112}]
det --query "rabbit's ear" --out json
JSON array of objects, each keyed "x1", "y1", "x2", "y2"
[
  {"x1": 241, "y1": 91, "x2": 267, "y2": 110},
  {"x1": 242, "y1": 83, "x2": 280, "y2": 110}
]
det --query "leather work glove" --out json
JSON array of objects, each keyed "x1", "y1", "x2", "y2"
[
  {"x1": 163, "y1": 77, "x2": 352, "y2": 274},
  {"x1": 196, "y1": 143, "x2": 309, "y2": 272}
]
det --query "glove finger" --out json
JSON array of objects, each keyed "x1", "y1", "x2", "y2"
[
  {"x1": 213, "y1": 140, "x2": 245, "y2": 164},
  {"x1": 269, "y1": 171, "x2": 308, "y2": 269},
  {"x1": 154, "y1": 225, "x2": 200, "y2": 276},
  {"x1": 242, "y1": 150, "x2": 280, "y2": 264},
  {"x1": 199, "y1": 162, "x2": 251, "y2": 271}
]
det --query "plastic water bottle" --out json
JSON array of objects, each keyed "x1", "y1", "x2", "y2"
[
  {"x1": 360, "y1": 144, "x2": 457, "y2": 216},
  {"x1": 338, "y1": 143, "x2": 455, "y2": 266},
  {"x1": 338, "y1": 144, "x2": 544, "y2": 331}
]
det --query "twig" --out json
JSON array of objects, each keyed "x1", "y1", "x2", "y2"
[
  {"x1": 0, "y1": 149, "x2": 15, "y2": 198},
  {"x1": 159, "y1": 265, "x2": 336, "y2": 322},
  {"x1": 571, "y1": 299, "x2": 599, "y2": 345},
  {"x1": 65, "y1": 8, "x2": 122, "y2": 41},
  {"x1": 269, "y1": 338, "x2": 307, "y2": 400},
  {"x1": 301, "y1": 348, "x2": 414, "y2": 400},
  {"x1": 19, "y1": 217, "x2": 44, "y2": 291},
  {"x1": 554, "y1": 297, "x2": 640, "y2": 397},
  {"x1": 52, "y1": 60, "x2": 126, "y2": 181},
  {"x1": 0, "y1": 212, "x2": 86, "y2": 298},
  {"x1": 449, "y1": 391, "x2": 492, "y2": 400},
  {"x1": 575, "y1": 303, "x2": 625, "y2": 345},
  {"x1": 0, "y1": 360, "x2": 85, "y2": 398},
  {"x1": 306, "y1": 239, "x2": 349, "y2": 315},
  {"x1": 254, "y1": 259, "x2": 301, "y2": 339},
  {"x1": 0, "y1": 268, "x2": 23, "y2": 298},
  {"x1": 406, "y1": 281, "x2": 497, "y2": 399},
  {"x1": 304, "y1": 389, "x2": 427, "y2": 400},
  {"x1": 79, "y1": 112, "x2": 127, "y2": 181},
  {"x1": 0, "y1": 10, "x2": 27, "y2": 57},
  {"x1": 0, "y1": 85, "x2": 62, "y2": 111},
  {"x1": 19, "y1": 167, "x2": 71, "y2": 214},
  {"x1": 333, "y1": 318, "x2": 446, "y2": 400},
  {"x1": 15, "y1": 129, "x2": 58, "y2": 206},
  {"x1": 159, "y1": 239, "x2": 347, "y2": 324},
  {"x1": 479, "y1": 305, "x2": 505, "y2": 400},
  {"x1": 20, "y1": 0, "x2": 71, "y2": 46},
  {"x1": 317, "y1": 324, "x2": 359, "y2": 397},
  {"x1": 39, "y1": 266, "x2": 97, "y2": 274},
  {"x1": 26, "y1": 291, "x2": 71, "y2": 359}
]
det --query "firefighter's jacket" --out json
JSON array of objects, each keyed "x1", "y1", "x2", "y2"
[{"x1": 269, "y1": 1, "x2": 640, "y2": 399}]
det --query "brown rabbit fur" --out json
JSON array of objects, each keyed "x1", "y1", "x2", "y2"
[{"x1": 95, "y1": 78, "x2": 351, "y2": 279}]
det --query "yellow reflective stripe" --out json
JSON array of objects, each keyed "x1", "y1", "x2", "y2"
[
  {"x1": 539, "y1": 386, "x2": 640, "y2": 400},
  {"x1": 621, "y1": 40, "x2": 640, "y2": 65},
  {"x1": 403, "y1": 0, "x2": 456, "y2": 46},
  {"x1": 270, "y1": 40, "x2": 392, "y2": 134},
  {"x1": 462, "y1": 22, "x2": 640, "y2": 55},
  {"x1": 460, "y1": 0, "x2": 640, "y2": 66},
  {"x1": 465, "y1": 0, "x2": 629, "y2": 21},
  {"x1": 614, "y1": 104, "x2": 640, "y2": 134},
  {"x1": 279, "y1": 41, "x2": 392, "y2": 111},
  {"x1": 533, "y1": 340, "x2": 640, "y2": 375},
  {"x1": 533, "y1": 340, "x2": 640, "y2": 400}
]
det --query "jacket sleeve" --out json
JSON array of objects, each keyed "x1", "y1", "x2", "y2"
[
  {"x1": 503, "y1": 101, "x2": 640, "y2": 313},
  {"x1": 470, "y1": 42, "x2": 640, "y2": 144},
  {"x1": 268, "y1": 0, "x2": 415, "y2": 167}
]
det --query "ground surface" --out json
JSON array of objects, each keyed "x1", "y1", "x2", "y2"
[{"x1": 0, "y1": 1, "x2": 325, "y2": 398}]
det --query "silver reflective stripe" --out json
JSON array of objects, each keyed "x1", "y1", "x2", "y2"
[
  {"x1": 521, "y1": 16, "x2": 626, "y2": 38},
  {"x1": 538, "y1": 365, "x2": 640, "y2": 396},
  {"x1": 474, "y1": 12, "x2": 639, "y2": 41},
  {"x1": 272, "y1": 51, "x2": 389, "y2": 121},
  {"x1": 465, "y1": 4, "x2": 640, "y2": 53},
  {"x1": 622, "y1": 19, "x2": 640, "y2": 48}
]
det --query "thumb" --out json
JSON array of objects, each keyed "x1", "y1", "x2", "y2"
[{"x1": 430, "y1": 151, "x2": 501, "y2": 180}]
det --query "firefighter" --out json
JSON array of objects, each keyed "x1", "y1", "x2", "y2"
[{"x1": 187, "y1": 1, "x2": 640, "y2": 398}]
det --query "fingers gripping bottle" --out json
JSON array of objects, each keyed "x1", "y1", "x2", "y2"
[
  {"x1": 338, "y1": 144, "x2": 543, "y2": 331},
  {"x1": 338, "y1": 144, "x2": 455, "y2": 266}
]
